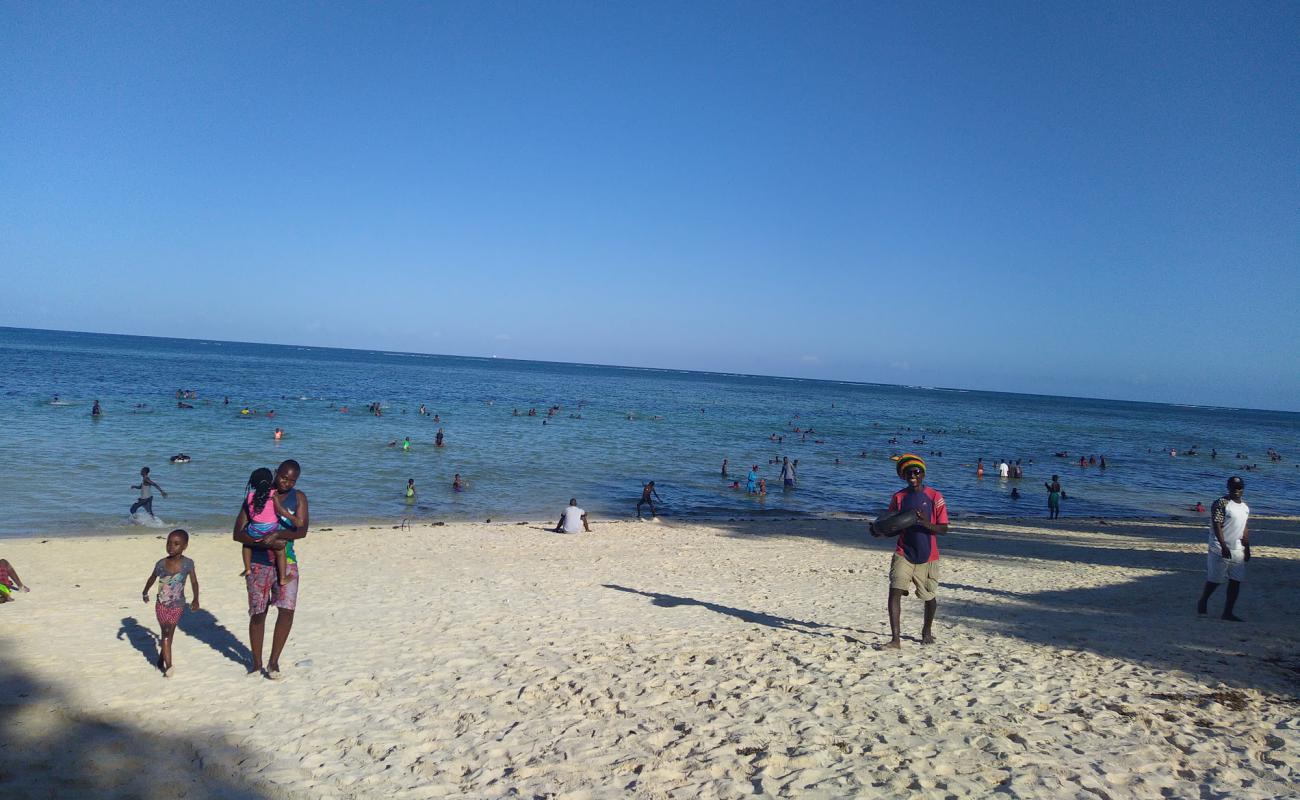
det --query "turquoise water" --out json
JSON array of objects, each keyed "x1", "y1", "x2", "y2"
[{"x1": 2, "y1": 326, "x2": 1297, "y2": 537}]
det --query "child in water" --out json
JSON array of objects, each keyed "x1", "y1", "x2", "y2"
[
  {"x1": 141, "y1": 529, "x2": 199, "y2": 676},
  {"x1": 406, "y1": 478, "x2": 416, "y2": 500},
  {"x1": 239, "y1": 468, "x2": 297, "y2": 585}
]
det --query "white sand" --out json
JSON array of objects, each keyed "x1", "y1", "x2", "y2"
[{"x1": 1, "y1": 515, "x2": 1297, "y2": 799}]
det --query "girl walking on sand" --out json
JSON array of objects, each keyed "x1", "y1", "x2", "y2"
[{"x1": 141, "y1": 529, "x2": 199, "y2": 677}]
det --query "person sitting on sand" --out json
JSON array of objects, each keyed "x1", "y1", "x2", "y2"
[
  {"x1": 636, "y1": 481, "x2": 663, "y2": 519},
  {"x1": 0, "y1": 558, "x2": 30, "y2": 602},
  {"x1": 140, "y1": 529, "x2": 199, "y2": 676},
  {"x1": 1197, "y1": 476, "x2": 1251, "y2": 621},
  {"x1": 238, "y1": 468, "x2": 299, "y2": 586},
  {"x1": 554, "y1": 498, "x2": 590, "y2": 533},
  {"x1": 870, "y1": 454, "x2": 949, "y2": 649}
]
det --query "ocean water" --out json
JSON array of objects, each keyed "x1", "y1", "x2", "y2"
[{"x1": 1, "y1": 326, "x2": 1297, "y2": 537}]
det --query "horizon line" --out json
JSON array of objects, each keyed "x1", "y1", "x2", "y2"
[{"x1": 3, "y1": 324, "x2": 1294, "y2": 416}]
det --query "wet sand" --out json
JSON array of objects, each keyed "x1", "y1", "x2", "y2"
[{"x1": 1, "y1": 515, "x2": 1297, "y2": 798}]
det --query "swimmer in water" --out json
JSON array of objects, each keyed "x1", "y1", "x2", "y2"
[
  {"x1": 169, "y1": 454, "x2": 191, "y2": 464},
  {"x1": 406, "y1": 479, "x2": 416, "y2": 501},
  {"x1": 435, "y1": 429, "x2": 444, "y2": 447},
  {"x1": 273, "y1": 428, "x2": 283, "y2": 440},
  {"x1": 402, "y1": 437, "x2": 411, "y2": 452},
  {"x1": 91, "y1": 399, "x2": 102, "y2": 417},
  {"x1": 452, "y1": 474, "x2": 464, "y2": 492}
]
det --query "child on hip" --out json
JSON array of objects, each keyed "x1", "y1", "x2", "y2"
[{"x1": 239, "y1": 468, "x2": 294, "y2": 585}]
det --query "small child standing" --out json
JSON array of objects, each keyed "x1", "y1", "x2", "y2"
[
  {"x1": 239, "y1": 468, "x2": 295, "y2": 585},
  {"x1": 141, "y1": 529, "x2": 199, "y2": 676}
]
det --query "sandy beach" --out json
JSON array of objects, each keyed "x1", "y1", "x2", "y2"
[{"x1": 1, "y1": 514, "x2": 1297, "y2": 799}]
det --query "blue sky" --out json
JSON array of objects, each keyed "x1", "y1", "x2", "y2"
[{"x1": 3, "y1": 2, "x2": 1297, "y2": 410}]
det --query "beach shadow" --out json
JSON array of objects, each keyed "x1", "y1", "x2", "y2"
[
  {"x1": 179, "y1": 608, "x2": 253, "y2": 668},
  {"x1": 602, "y1": 583, "x2": 867, "y2": 639},
  {"x1": 0, "y1": 658, "x2": 275, "y2": 798},
  {"x1": 116, "y1": 616, "x2": 159, "y2": 668},
  {"x1": 701, "y1": 516, "x2": 1300, "y2": 694}
]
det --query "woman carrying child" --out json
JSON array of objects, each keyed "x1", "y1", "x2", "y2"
[
  {"x1": 141, "y1": 529, "x2": 199, "y2": 676},
  {"x1": 239, "y1": 468, "x2": 300, "y2": 585}
]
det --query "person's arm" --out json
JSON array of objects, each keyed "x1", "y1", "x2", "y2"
[
  {"x1": 919, "y1": 494, "x2": 951, "y2": 535},
  {"x1": 142, "y1": 571, "x2": 157, "y2": 603},
  {"x1": 188, "y1": 564, "x2": 200, "y2": 610},
  {"x1": 276, "y1": 492, "x2": 309, "y2": 541},
  {"x1": 653, "y1": 488, "x2": 662, "y2": 501},
  {"x1": 272, "y1": 494, "x2": 305, "y2": 529},
  {"x1": 1242, "y1": 522, "x2": 1251, "y2": 561},
  {"x1": 148, "y1": 477, "x2": 168, "y2": 498},
  {"x1": 1210, "y1": 500, "x2": 1230, "y2": 558}
]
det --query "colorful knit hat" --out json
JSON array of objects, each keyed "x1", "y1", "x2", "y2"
[{"x1": 895, "y1": 453, "x2": 926, "y2": 479}]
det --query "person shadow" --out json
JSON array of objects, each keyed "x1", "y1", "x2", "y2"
[
  {"x1": 116, "y1": 609, "x2": 252, "y2": 669},
  {"x1": 602, "y1": 583, "x2": 878, "y2": 639},
  {"x1": 115, "y1": 616, "x2": 159, "y2": 667}
]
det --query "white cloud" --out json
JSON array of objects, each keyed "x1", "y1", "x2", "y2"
[{"x1": 494, "y1": 333, "x2": 512, "y2": 341}]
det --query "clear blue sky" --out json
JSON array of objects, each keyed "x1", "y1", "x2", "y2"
[{"x1": 3, "y1": 2, "x2": 1297, "y2": 409}]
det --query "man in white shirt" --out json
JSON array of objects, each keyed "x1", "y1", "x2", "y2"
[
  {"x1": 1197, "y1": 476, "x2": 1251, "y2": 621},
  {"x1": 998, "y1": 460, "x2": 1010, "y2": 478},
  {"x1": 554, "y1": 499, "x2": 590, "y2": 534}
]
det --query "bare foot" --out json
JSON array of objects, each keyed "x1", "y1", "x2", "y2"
[
  {"x1": 921, "y1": 633, "x2": 935, "y2": 645},
  {"x1": 882, "y1": 639, "x2": 901, "y2": 650},
  {"x1": 164, "y1": 666, "x2": 174, "y2": 678},
  {"x1": 1222, "y1": 613, "x2": 1243, "y2": 622}
]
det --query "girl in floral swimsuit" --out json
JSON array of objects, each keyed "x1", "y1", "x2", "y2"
[{"x1": 141, "y1": 529, "x2": 200, "y2": 677}]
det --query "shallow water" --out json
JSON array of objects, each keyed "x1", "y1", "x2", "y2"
[{"x1": 1, "y1": 326, "x2": 1296, "y2": 537}]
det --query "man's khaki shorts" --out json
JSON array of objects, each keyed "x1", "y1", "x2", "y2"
[{"x1": 889, "y1": 554, "x2": 940, "y2": 601}]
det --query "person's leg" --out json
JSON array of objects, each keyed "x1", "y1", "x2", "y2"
[
  {"x1": 160, "y1": 624, "x2": 175, "y2": 672},
  {"x1": 130, "y1": 499, "x2": 142, "y2": 514},
  {"x1": 1197, "y1": 581, "x2": 1218, "y2": 615},
  {"x1": 267, "y1": 609, "x2": 295, "y2": 673},
  {"x1": 144, "y1": 497, "x2": 154, "y2": 517},
  {"x1": 248, "y1": 612, "x2": 267, "y2": 672},
  {"x1": 636, "y1": 500, "x2": 644, "y2": 519},
  {"x1": 1222, "y1": 579, "x2": 1242, "y2": 621},
  {"x1": 921, "y1": 599, "x2": 937, "y2": 644},
  {"x1": 885, "y1": 589, "x2": 904, "y2": 648}
]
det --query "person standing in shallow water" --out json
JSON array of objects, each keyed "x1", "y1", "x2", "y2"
[
  {"x1": 1198, "y1": 476, "x2": 1250, "y2": 621},
  {"x1": 1044, "y1": 475, "x2": 1063, "y2": 519},
  {"x1": 871, "y1": 454, "x2": 949, "y2": 649},
  {"x1": 234, "y1": 459, "x2": 308, "y2": 679}
]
